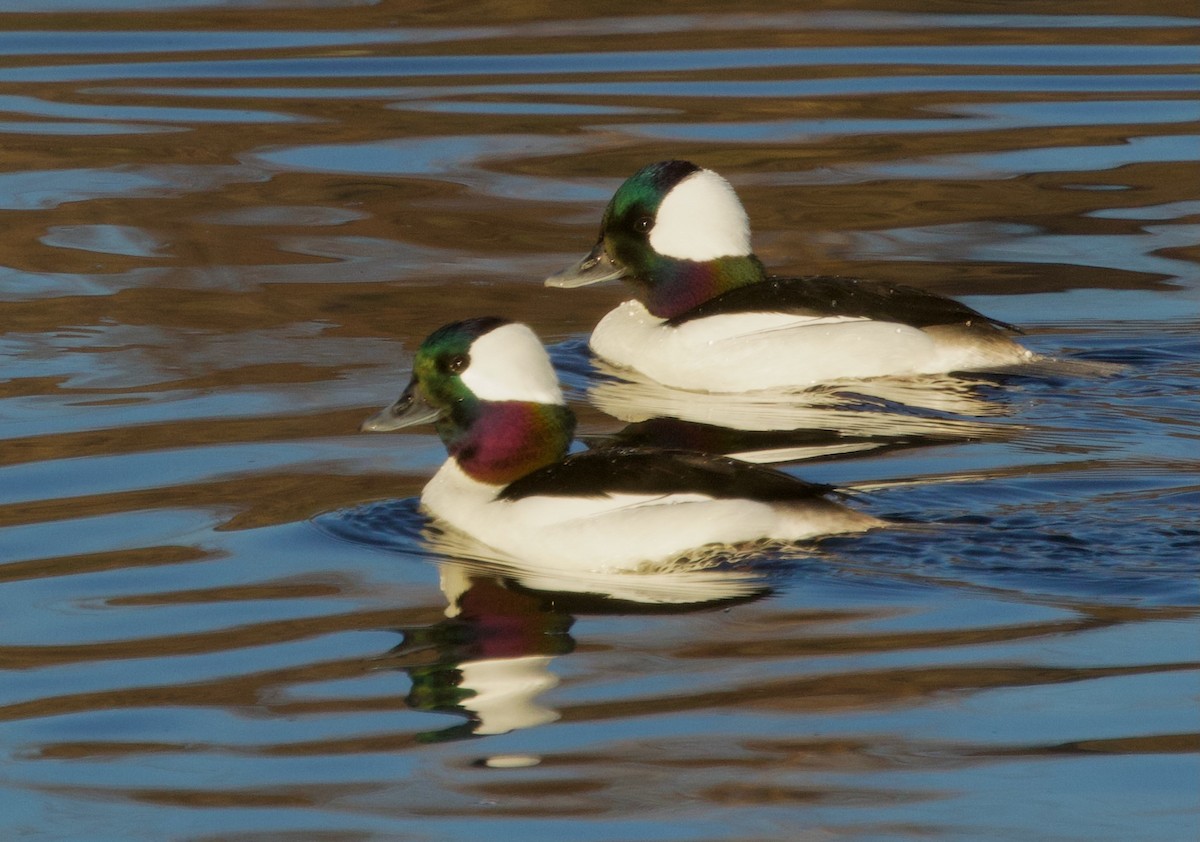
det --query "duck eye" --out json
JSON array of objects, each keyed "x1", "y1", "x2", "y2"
[
  {"x1": 446, "y1": 353, "x2": 468, "y2": 375},
  {"x1": 633, "y1": 216, "x2": 653, "y2": 234}
]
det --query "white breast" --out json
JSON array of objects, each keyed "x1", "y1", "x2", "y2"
[
  {"x1": 589, "y1": 300, "x2": 1031, "y2": 392},
  {"x1": 420, "y1": 458, "x2": 878, "y2": 573}
]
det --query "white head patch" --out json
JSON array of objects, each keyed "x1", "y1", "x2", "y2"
[
  {"x1": 459, "y1": 322, "x2": 565, "y2": 405},
  {"x1": 648, "y1": 169, "x2": 752, "y2": 261}
]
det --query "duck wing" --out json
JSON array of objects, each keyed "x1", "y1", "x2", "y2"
[
  {"x1": 498, "y1": 447, "x2": 835, "y2": 503},
  {"x1": 667, "y1": 275, "x2": 1019, "y2": 332}
]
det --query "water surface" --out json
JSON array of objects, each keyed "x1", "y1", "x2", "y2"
[{"x1": 1, "y1": 3, "x2": 1197, "y2": 840}]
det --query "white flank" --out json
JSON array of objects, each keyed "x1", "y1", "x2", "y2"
[
  {"x1": 649, "y1": 169, "x2": 752, "y2": 261},
  {"x1": 421, "y1": 458, "x2": 878, "y2": 572},
  {"x1": 589, "y1": 300, "x2": 1031, "y2": 392},
  {"x1": 459, "y1": 322, "x2": 564, "y2": 404}
]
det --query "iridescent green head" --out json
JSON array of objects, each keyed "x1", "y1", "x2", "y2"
[
  {"x1": 546, "y1": 160, "x2": 767, "y2": 318},
  {"x1": 362, "y1": 318, "x2": 575, "y2": 486}
]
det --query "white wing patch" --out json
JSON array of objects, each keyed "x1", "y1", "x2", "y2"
[
  {"x1": 650, "y1": 169, "x2": 752, "y2": 261},
  {"x1": 667, "y1": 311, "x2": 871, "y2": 344},
  {"x1": 712, "y1": 313, "x2": 872, "y2": 341},
  {"x1": 460, "y1": 322, "x2": 565, "y2": 405},
  {"x1": 512, "y1": 491, "x2": 718, "y2": 528}
]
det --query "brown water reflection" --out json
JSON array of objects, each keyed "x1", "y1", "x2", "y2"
[{"x1": 1, "y1": 3, "x2": 1198, "y2": 841}]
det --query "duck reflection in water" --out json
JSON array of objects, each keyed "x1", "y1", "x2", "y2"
[
  {"x1": 392, "y1": 562, "x2": 573, "y2": 742},
  {"x1": 387, "y1": 559, "x2": 768, "y2": 743},
  {"x1": 578, "y1": 352, "x2": 1027, "y2": 466}
]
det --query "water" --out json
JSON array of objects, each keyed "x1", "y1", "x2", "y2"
[{"x1": 1, "y1": 3, "x2": 1198, "y2": 840}]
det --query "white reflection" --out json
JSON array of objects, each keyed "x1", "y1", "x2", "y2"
[
  {"x1": 394, "y1": 554, "x2": 769, "y2": 743},
  {"x1": 587, "y1": 360, "x2": 1018, "y2": 464},
  {"x1": 436, "y1": 562, "x2": 561, "y2": 736}
]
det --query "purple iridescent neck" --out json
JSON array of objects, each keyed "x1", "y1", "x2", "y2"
[
  {"x1": 634, "y1": 254, "x2": 767, "y2": 320},
  {"x1": 440, "y1": 400, "x2": 575, "y2": 488}
]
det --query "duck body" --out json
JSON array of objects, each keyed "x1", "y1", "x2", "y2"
[
  {"x1": 591, "y1": 277, "x2": 1030, "y2": 392},
  {"x1": 422, "y1": 446, "x2": 876, "y2": 570},
  {"x1": 362, "y1": 318, "x2": 879, "y2": 571},
  {"x1": 547, "y1": 160, "x2": 1033, "y2": 392}
]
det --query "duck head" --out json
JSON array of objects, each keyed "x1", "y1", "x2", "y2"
[
  {"x1": 546, "y1": 160, "x2": 767, "y2": 319},
  {"x1": 362, "y1": 318, "x2": 576, "y2": 486}
]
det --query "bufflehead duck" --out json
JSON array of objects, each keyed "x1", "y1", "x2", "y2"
[
  {"x1": 547, "y1": 160, "x2": 1034, "y2": 392},
  {"x1": 361, "y1": 317, "x2": 880, "y2": 571}
]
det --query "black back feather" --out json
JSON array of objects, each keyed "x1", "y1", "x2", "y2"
[
  {"x1": 497, "y1": 447, "x2": 835, "y2": 503},
  {"x1": 666, "y1": 275, "x2": 1020, "y2": 332}
]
